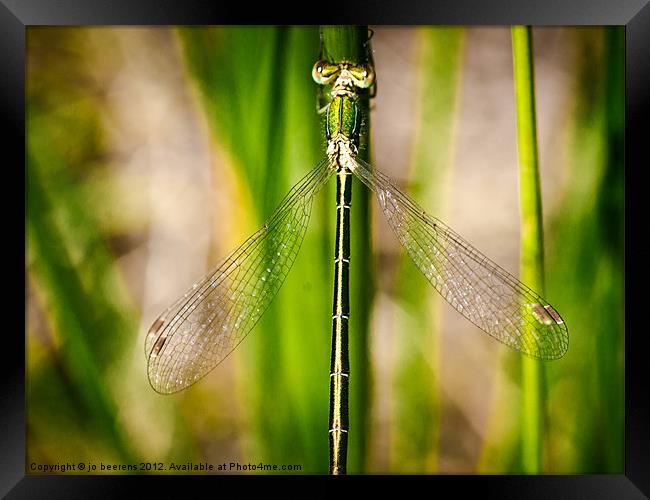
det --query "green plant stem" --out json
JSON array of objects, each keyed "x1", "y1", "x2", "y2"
[
  {"x1": 321, "y1": 26, "x2": 367, "y2": 64},
  {"x1": 320, "y1": 25, "x2": 373, "y2": 474},
  {"x1": 512, "y1": 25, "x2": 545, "y2": 474}
]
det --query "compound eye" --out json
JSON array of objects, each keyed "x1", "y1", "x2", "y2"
[
  {"x1": 312, "y1": 60, "x2": 340, "y2": 85},
  {"x1": 349, "y1": 63, "x2": 375, "y2": 89}
]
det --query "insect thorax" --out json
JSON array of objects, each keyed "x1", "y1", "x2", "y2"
[{"x1": 326, "y1": 94, "x2": 360, "y2": 146}]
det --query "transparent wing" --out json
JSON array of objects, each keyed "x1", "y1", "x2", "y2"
[
  {"x1": 146, "y1": 159, "x2": 334, "y2": 393},
  {"x1": 351, "y1": 155, "x2": 568, "y2": 360}
]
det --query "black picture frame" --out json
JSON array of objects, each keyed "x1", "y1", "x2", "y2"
[{"x1": 8, "y1": 0, "x2": 648, "y2": 497}]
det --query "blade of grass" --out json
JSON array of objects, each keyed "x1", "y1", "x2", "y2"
[
  {"x1": 544, "y1": 27, "x2": 624, "y2": 473},
  {"x1": 179, "y1": 26, "x2": 336, "y2": 473},
  {"x1": 596, "y1": 26, "x2": 624, "y2": 472},
  {"x1": 391, "y1": 26, "x2": 464, "y2": 473},
  {"x1": 511, "y1": 25, "x2": 545, "y2": 473},
  {"x1": 276, "y1": 27, "x2": 337, "y2": 471},
  {"x1": 27, "y1": 27, "x2": 205, "y2": 470},
  {"x1": 27, "y1": 120, "x2": 137, "y2": 465}
]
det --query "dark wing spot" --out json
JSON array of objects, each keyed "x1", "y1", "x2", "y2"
[
  {"x1": 544, "y1": 305, "x2": 564, "y2": 324},
  {"x1": 148, "y1": 317, "x2": 166, "y2": 338},
  {"x1": 151, "y1": 335, "x2": 168, "y2": 357}
]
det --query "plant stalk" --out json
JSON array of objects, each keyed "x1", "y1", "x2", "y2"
[
  {"x1": 320, "y1": 25, "x2": 372, "y2": 475},
  {"x1": 512, "y1": 25, "x2": 546, "y2": 474}
]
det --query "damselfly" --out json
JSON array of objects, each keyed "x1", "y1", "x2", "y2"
[{"x1": 145, "y1": 32, "x2": 568, "y2": 475}]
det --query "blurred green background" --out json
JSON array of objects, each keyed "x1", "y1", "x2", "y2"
[{"x1": 26, "y1": 26, "x2": 623, "y2": 474}]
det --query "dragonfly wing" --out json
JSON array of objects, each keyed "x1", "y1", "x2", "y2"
[
  {"x1": 146, "y1": 159, "x2": 334, "y2": 393},
  {"x1": 350, "y1": 155, "x2": 568, "y2": 360}
]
